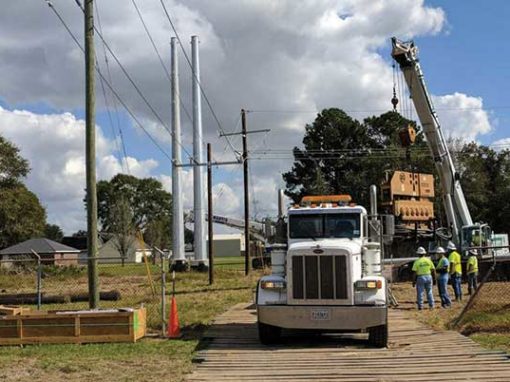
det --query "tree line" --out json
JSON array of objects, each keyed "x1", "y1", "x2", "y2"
[
  {"x1": 283, "y1": 108, "x2": 510, "y2": 235},
  {"x1": 0, "y1": 134, "x2": 192, "y2": 251}
]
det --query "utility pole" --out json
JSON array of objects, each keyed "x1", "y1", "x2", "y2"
[
  {"x1": 207, "y1": 143, "x2": 214, "y2": 285},
  {"x1": 191, "y1": 35, "x2": 207, "y2": 270},
  {"x1": 219, "y1": 110, "x2": 270, "y2": 276},
  {"x1": 85, "y1": 0, "x2": 99, "y2": 308},
  {"x1": 171, "y1": 37, "x2": 186, "y2": 271},
  {"x1": 242, "y1": 109, "x2": 250, "y2": 275}
]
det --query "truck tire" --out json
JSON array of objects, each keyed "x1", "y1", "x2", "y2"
[
  {"x1": 258, "y1": 322, "x2": 281, "y2": 345},
  {"x1": 368, "y1": 324, "x2": 388, "y2": 348}
]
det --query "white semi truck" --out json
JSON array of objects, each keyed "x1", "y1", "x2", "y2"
[{"x1": 256, "y1": 191, "x2": 390, "y2": 347}]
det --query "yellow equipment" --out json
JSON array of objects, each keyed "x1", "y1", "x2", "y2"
[{"x1": 381, "y1": 170, "x2": 434, "y2": 227}]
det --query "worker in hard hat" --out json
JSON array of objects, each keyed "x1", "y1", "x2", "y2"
[
  {"x1": 466, "y1": 249, "x2": 479, "y2": 295},
  {"x1": 412, "y1": 247, "x2": 436, "y2": 310},
  {"x1": 447, "y1": 242, "x2": 462, "y2": 301},
  {"x1": 435, "y1": 247, "x2": 451, "y2": 308}
]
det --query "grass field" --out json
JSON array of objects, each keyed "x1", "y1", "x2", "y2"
[
  {"x1": 1, "y1": 263, "x2": 508, "y2": 381},
  {"x1": 0, "y1": 260, "x2": 264, "y2": 382},
  {"x1": 391, "y1": 280, "x2": 510, "y2": 352}
]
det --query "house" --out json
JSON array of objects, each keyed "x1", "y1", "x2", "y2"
[
  {"x1": 62, "y1": 234, "x2": 152, "y2": 264},
  {"x1": 0, "y1": 238, "x2": 80, "y2": 266},
  {"x1": 97, "y1": 235, "x2": 152, "y2": 264}
]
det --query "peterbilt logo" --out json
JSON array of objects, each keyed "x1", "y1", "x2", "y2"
[{"x1": 313, "y1": 249, "x2": 324, "y2": 254}]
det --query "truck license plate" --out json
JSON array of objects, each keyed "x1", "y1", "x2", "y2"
[{"x1": 311, "y1": 309, "x2": 330, "y2": 321}]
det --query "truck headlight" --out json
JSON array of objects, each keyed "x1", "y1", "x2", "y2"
[
  {"x1": 261, "y1": 280, "x2": 286, "y2": 290},
  {"x1": 355, "y1": 280, "x2": 382, "y2": 290}
]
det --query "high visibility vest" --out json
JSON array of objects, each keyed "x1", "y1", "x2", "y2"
[
  {"x1": 436, "y1": 256, "x2": 449, "y2": 273},
  {"x1": 467, "y1": 255, "x2": 478, "y2": 274},
  {"x1": 448, "y1": 251, "x2": 462, "y2": 275},
  {"x1": 412, "y1": 257, "x2": 435, "y2": 276}
]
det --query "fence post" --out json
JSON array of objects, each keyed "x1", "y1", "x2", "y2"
[
  {"x1": 154, "y1": 247, "x2": 167, "y2": 336},
  {"x1": 451, "y1": 262, "x2": 496, "y2": 328},
  {"x1": 31, "y1": 250, "x2": 42, "y2": 310}
]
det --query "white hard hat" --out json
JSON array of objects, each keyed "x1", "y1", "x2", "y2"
[
  {"x1": 435, "y1": 246, "x2": 446, "y2": 254},
  {"x1": 447, "y1": 241, "x2": 457, "y2": 250},
  {"x1": 416, "y1": 246, "x2": 427, "y2": 255}
]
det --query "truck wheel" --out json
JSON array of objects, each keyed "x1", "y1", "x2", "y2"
[
  {"x1": 368, "y1": 324, "x2": 388, "y2": 348},
  {"x1": 258, "y1": 322, "x2": 281, "y2": 345}
]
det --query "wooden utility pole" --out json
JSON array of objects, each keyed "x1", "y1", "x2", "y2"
[
  {"x1": 218, "y1": 110, "x2": 269, "y2": 276},
  {"x1": 241, "y1": 109, "x2": 250, "y2": 275},
  {"x1": 207, "y1": 143, "x2": 214, "y2": 285},
  {"x1": 85, "y1": 0, "x2": 99, "y2": 308}
]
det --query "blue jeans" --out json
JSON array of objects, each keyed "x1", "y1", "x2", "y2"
[
  {"x1": 451, "y1": 273, "x2": 462, "y2": 300},
  {"x1": 437, "y1": 273, "x2": 451, "y2": 307},
  {"x1": 416, "y1": 275, "x2": 434, "y2": 309},
  {"x1": 468, "y1": 273, "x2": 478, "y2": 295}
]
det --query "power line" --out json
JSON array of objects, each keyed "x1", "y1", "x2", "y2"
[
  {"x1": 247, "y1": 105, "x2": 510, "y2": 115},
  {"x1": 45, "y1": 0, "x2": 173, "y2": 162},
  {"x1": 72, "y1": 0, "x2": 195, "y2": 162},
  {"x1": 130, "y1": 0, "x2": 193, "y2": 125},
  {"x1": 94, "y1": 0, "x2": 129, "y2": 174},
  {"x1": 158, "y1": 0, "x2": 239, "y2": 158}
]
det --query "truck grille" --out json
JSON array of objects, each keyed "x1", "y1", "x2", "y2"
[{"x1": 291, "y1": 255, "x2": 348, "y2": 300}]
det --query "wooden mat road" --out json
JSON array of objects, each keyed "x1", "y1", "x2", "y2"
[{"x1": 185, "y1": 303, "x2": 510, "y2": 381}]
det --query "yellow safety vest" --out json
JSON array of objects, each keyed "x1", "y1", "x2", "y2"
[
  {"x1": 412, "y1": 257, "x2": 435, "y2": 276},
  {"x1": 448, "y1": 251, "x2": 462, "y2": 275},
  {"x1": 467, "y1": 255, "x2": 478, "y2": 274}
]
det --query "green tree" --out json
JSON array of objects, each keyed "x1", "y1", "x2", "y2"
[
  {"x1": 0, "y1": 135, "x2": 46, "y2": 248},
  {"x1": 144, "y1": 217, "x2": 171, "y2": 251},
  {"x1": 108, "y1": 196, "x2": 135, "y2": 266},
  {"x1": 44, "y1": 224, "x2": 64, "y2": 242},
  {"x1": 0, "y1": 135, "x2": 29, "y2": 186},
  {"x1": 455, "y1": 142, "x2": 510, "y2": 234},
  {"x1": 283, "y1": 108, "x2": 433, "y2": 206},
  {"x1": 0, "y1": 184, "x2": 46, "y2": 248},
  {"x1": 96, "y1": 174, "x2": 173, "y2": 247}
]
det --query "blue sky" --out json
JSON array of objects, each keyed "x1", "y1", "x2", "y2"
[
  {"x1": 0, "y1": 0, "x2": 507, "y2": 232},
  {"x1": 401, "y1": 0, "x2": 510, "y2": 144}
]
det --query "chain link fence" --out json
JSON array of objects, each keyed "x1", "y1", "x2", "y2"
[
  {"x1": 0, "y1": 254, "x2": 249, "y2": 332},
  {"x1": 0, "y1": 255, "x2": 167, "y2": 331},
  {"x1": 452, "y1": 259, "x2": 510, "y2": 333}
]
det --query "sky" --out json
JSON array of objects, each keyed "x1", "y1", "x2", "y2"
[{"x1": 0, "y1": 0, "x2": 508, "y2": 234}]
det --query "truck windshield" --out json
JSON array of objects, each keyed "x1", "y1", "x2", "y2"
[{"x1": 289, "y1": 213, "x2": 361, "y2": 239}]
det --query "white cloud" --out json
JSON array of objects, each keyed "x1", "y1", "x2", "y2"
[
  {"x1": 0, "y1": 106, "x2": 159, "y2": 234},
  {"x1": 431, "y1": 92, "x2": 492, "y2": 142},
  {"x1": 5, "y1": 0, "x2": 500, "y2": 231},
  {"x1": 491, "y1": 137, "x2": 510, "y2": 151}
]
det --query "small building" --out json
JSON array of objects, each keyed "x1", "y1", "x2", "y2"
[
  {"x1": 0, "y1": 238, "x2": 80, "y2": 266},
  {"x1": 97, "y1": 236, "x2": 152, "y2": 264},
  {"x1": 207, "y1": 233, "x2": 245, "y2": 257}
]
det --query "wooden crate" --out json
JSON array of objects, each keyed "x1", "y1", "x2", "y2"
[
  {"x1": 0, "y1": 307, "x2": 146, "y2": 345},
  {"x1": 0, "y1": 305, "x2": 30, "y2": 316}
]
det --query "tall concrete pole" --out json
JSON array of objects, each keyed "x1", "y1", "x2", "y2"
[
  {"x1": 171, "y1": 37, "x2": 187, "y2": 271},
  {"x1": 191, "y1": 35, "x2": 207, "y2": 269},
  {"x1": 207, "y1": 143, "x2": 214, "y2": 284},
  {"x1": 242, "y1": 109, "x2": 250, "y2": 276},
  {"x1": 85, "y1": 0, "x2": 99, "y2": 308}
]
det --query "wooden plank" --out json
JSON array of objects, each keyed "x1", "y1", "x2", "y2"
[
  {"x1": 185, "y1": 304, "x2": 510, "y2": 381},
  {"x1": 0, "y1": 305, "x2": 30, "y2": 316}
]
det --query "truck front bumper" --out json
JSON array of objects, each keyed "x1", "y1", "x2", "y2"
[{"x1": 257, "y1": 305, "x2": 387, "y2": 330}]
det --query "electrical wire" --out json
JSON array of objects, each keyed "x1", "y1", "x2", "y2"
[
  {"x1": 130, "y1": 0, "x2": 193, "y2": 125},
  {"x1": 44, "y1": 0, "x2": 173, "y2": 162},
  {"x1": 73, "y1": 0, "x2": 195, "y2": 162},
  {"x1": 94, "y1": 0, "x2": 129, "y2": 174},
  {"x1": 158, "y1": 0, "x2": 239, "y2": 158}
]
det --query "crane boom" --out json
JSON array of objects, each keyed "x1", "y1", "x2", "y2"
[{"x1": 391, "y1": 37, "x2": 473, "y2": 243}]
